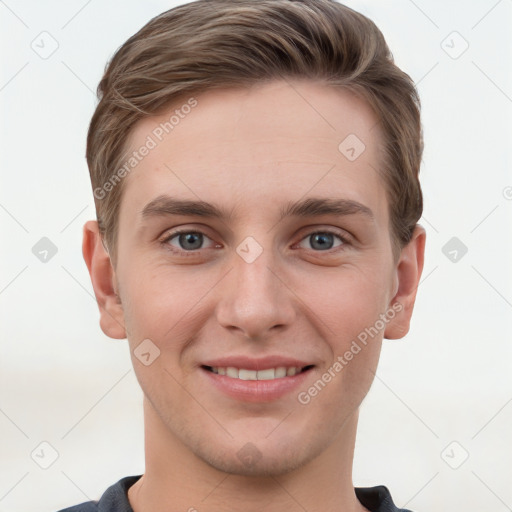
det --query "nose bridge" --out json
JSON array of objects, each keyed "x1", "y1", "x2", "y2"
[
  {"x1": 215, "y1": 237, "x2": 295, "y2": 338},
  {"x1": 235, "y1": 246, "x2": 279, "y2": 299}
]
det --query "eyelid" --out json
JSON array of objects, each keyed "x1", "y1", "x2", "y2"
[
  {"x1": 157, "y1": 231, "x2": 216, "y2": 260},
  {"x1": 294, "y1": 227, "x2": 352, "y2": 250},
  {"x1": 159, "y1": 225, "x2": 352, "y2": 256}
]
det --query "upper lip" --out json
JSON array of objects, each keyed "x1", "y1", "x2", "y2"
[{"x1": 201, "y1": 356, "x2": 314, "y2": 371}]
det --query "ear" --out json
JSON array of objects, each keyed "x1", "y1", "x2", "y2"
[
  {"x1": 384, "y1": 225, "x2": 426, "y2": 340},
  {"x1": 82, "y1": 220, "x2": 127, "y2": 339}
]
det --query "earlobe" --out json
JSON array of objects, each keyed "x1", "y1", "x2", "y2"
[
  {"x1": 82, "y1": 220, "x2": 127, "y2": 339},
  {"x1": 384, "y1": 225, "x2": 426, "y2": 340}
]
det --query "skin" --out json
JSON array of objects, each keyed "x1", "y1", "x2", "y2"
[{"x1": 83, "y1": 79, "x2": 425, "y2": 512}]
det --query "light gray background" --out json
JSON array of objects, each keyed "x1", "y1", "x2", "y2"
[{"x1": 1, "y1": 1, "x2": 511, "y2": 511}]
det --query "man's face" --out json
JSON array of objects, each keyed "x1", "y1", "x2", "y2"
[{"x1": 112, "y1": 80, "x2": 404, "y2": 475}]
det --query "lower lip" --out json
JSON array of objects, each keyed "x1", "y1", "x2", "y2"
[{"x1": 201, "y1": 367, "x2": 313, "y2": 403}]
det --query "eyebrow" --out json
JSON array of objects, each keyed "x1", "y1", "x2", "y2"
[{"x1": 140, "y1": 195, "x2": 374, "y2": 223}]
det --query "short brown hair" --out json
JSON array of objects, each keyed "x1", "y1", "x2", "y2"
[{"x1": 86, "y1": 0, "x2": 423, "y2": 265}]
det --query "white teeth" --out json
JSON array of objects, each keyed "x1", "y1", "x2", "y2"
[
  {"x1": 208, "y1": 366, "x2": 305, "y2": 380},
  {"x1": 275, "y1": 367, "x2": 287, "y2": 378},
  {"x1": 238, "y1": 369, "x2": 257, "y2": 380},
  {"x1": 226, "y1": 367, "x2": 238, "y2": 378},
  {"x1": 257, "y1": 368, "x2": 276, "y2": 380}
]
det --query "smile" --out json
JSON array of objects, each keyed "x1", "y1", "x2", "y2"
[{"x1": 203, "y1": 365, "x2": 313, "y2": 380}]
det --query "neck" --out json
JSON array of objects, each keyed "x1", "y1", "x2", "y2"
[{"x1": 128, "y1": 396, "x2": 368, "y2": 512}]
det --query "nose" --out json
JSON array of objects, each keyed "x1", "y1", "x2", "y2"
[{"x1": 215, "y1": 244, "x2": 296, "y2": 340}]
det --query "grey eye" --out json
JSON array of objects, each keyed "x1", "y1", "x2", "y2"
[
  {"x1": 298, "y1": 232, "x2": 344, "y2": 251},
  {"x1": 176, "y1": 232, "x2": 204, "y2": 250}
]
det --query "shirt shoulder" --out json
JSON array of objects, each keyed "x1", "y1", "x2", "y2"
[
  {"x1": 355, "y1": 485, "x2": 414, "y2": 512},
  {"x1": 57, "y1": 477, "x2": 411, "y2": 512},
  {"x1": 56, "y1": 475, "x2": 141, "y2": 512},
  {"x1": 57, "y1": 503, "x2": 98, "y2": 512}
]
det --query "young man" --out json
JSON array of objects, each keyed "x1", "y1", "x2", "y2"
[{"x1": 62, "y1": 0, "x2": 425, "y2": 510}]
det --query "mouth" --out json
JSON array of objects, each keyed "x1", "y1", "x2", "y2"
[
  {"x1": 201, "y1": 365, "x2": 314, "y2": 380},
  {"x1": 200, "y1": 363, "x2": 315, "y2": 402}
]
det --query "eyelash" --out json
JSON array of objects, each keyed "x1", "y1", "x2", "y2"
[{"x1": 159, "y1": 228, "x2": 351, "y2": 256}]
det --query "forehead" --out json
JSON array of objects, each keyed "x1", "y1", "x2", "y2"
[{"x1": 118, "y1": 80, "x2": 388, "y2": 226}]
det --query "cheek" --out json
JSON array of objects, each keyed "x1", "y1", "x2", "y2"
[
  {"x1": 299, "y1": 280, "x2": 385, "y2": 418},
  {"x1": 299, "y1": 267, "x2": 388, "y2": 399},
  {"x1": 120, "y1": 265, "x2": 217, "y2": 354},
  {"x1": 302, "y1": 266, "x2": 390, "y2": 342}
]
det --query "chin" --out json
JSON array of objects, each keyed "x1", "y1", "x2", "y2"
[{"x1": 192, "y1": 434, "x2": 322, "y2": 477}]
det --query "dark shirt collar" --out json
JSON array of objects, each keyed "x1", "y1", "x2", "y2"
[{"x1": 58, "y1": 475, "x2": 414, "y2": 512}]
